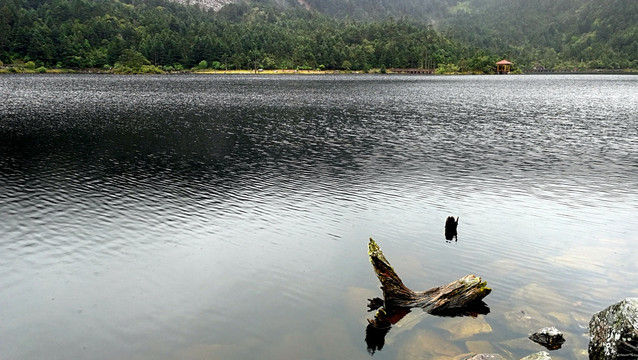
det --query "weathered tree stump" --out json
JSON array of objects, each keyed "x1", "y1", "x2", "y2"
[
  {"x1": 366, "y1": 238, "x2": 491, "y2": 328},
  {"x1": 445, "y1": 216, "x2": 459, "y2": 241}
]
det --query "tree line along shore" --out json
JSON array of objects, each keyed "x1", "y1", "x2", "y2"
[{"x1": 1, "y1": 0, "x2": 636, "y2": 74}]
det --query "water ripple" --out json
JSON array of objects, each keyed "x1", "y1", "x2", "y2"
[{"x1": 1, "y1": 74, "x2": 637, "y2": 360}]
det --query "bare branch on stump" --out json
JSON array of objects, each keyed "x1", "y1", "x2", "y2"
[
  {"x1": 365, "y1": 238, "x2": 492, "y2": 354},
  {"x1": 367, "y1": 238, "x2": 491, "y2": 327}
]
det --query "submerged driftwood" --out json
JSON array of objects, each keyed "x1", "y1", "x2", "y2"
[{"x1": 366, "y1": 238, "x2": 491, "y2": 329}]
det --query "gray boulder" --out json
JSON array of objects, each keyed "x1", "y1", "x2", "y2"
[
  {"x1": 520, "y1": 351, "x2": 551, "y2": 360},
  {"x1": 464, "y1": 353, "x2": 550, "y2": 360},
  {"x1": 589, "y1": 298, "x2": 638, "y2": 359},
  {"x1": 464, "y1": 355, "x2": 507, "y2": 360}
]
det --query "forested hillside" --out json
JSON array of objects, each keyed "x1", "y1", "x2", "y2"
[
  {"x1": 441, "y1": 0, "x2": 638, "y2": 70},
  {"x1": 287, "y1": 0, "x2": 638, "y2": 70},
  {"x1": 0, "y1": 0, "x2": 635, "y2": 72},
  {"x1": 0, "y1": 0, "x2": 494, "y2": 72},
  {"x1": 294, "y1": 0, "x2": 460, "y2": 22}
]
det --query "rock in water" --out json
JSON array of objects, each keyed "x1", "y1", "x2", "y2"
[
  {"x1": 589, "y1": 298, "x2": 638, "y2": 359},
  {"x1": 520, "y1": 352, "x2": 552, "y2": 360},
  {"x1": 464, "y1": 354, "x2": 507, "y2": 360},
  {"x1": 529, "y1": 327, "x2": 565, "y2": 350}
]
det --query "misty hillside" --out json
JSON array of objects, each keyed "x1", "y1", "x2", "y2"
[
  {"x1": 168, "y1": 0, "x2": 237, "y2": 11},
  {"x1": 210, "y1": 0, "x2": 636, "y2": 69},
  {"x1": 0, "y1": 0, "x2": 483, "y2": 71},
  {"x1": 293, "y1": 0, "x2": 461, "y2": 22},
  {"x1": 170, "y1": 0, "x2": 463, "y2": 20},
  {"x1": 1, "y1": 0, "x2": 635, "y2": 71},
  {"x1": 249, "y1": 0, "x2": 636, "y2": 69},
  {"x1": 441, "y1": 0, "x2": 638, "y2": 69}
]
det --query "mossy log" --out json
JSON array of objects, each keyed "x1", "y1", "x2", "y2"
[{"x1": 367, "y1": 238, "x2": 491, "y2": 322}]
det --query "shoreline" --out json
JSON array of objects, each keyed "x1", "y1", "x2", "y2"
[{"x1": 1, "y1": 67, "x2": 637, "y2": 75}]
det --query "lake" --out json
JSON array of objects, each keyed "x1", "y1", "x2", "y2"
[{"x1": 1, "y1": 74, "x2": 637, "y2": 360}]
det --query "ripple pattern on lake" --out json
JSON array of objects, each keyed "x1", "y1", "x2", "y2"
[{"x1": 1, "y1": 74, "x2": 637, "y2": 360}]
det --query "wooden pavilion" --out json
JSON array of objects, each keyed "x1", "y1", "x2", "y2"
[{"x1": 496, "y1": 59, "x2": 513, "y2": 74}]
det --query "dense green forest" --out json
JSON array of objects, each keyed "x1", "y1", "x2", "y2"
[
  {"x1": 0, "y1": 0, "x2": 492, "y2": 72},
  {"x1": 0, "y1": 0, "x2": 636, "y2": 72},
  {"x1": 441, "y1": 0, "x2": 638, "y2": 70},
  {"x1": 295, "y1": 0, "x2": 459, "y2": 22},
  {"x1": 289, "y1": 0, "x2": 638, "y2": 70}
]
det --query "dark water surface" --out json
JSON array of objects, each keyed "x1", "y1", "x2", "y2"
[{"x1": 1, "y1": 74, "x2": 637, "y2": 360}]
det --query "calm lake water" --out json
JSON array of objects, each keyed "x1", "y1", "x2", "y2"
[{"x1": 1, "y1": 74, "x2": 637, "y2": 360}]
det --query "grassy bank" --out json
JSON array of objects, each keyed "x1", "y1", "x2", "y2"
[
  {"x1": 0, "y1": 66, "x2": 380, "y2": 75},
  {"x1": 3, "y1": 65, "x2": 636, "y2": 75}
]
